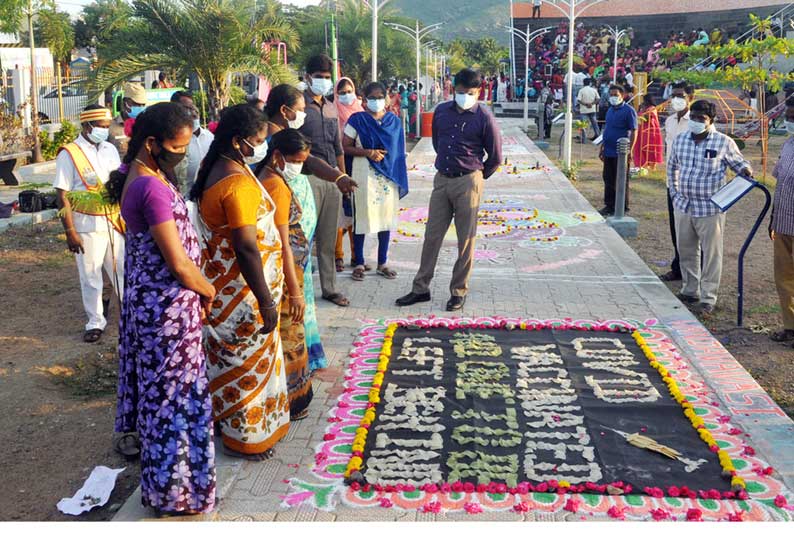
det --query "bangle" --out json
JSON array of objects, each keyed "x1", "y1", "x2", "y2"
[
  {"x1": 289, "y1": 295, "x2": 303, "y2": 299},
  {"x1": 334, "y1": 174, "x2": 346, "y2": 184},
  {"x1": 261, "y1": 300, "x2": 277, "y2": 310},
  {"x1": 65, "y1": 227, "x2": 75, "y2": 232}
]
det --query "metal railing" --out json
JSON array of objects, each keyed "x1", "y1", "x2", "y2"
[{"x1": 1, "y1": 64, "x2": 89, "y2": 126}]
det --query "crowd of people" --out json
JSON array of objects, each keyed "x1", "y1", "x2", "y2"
[
  {"x1": 52, "y1": 53, "x2": 503, "y2": 516},
  {"x1": 45, "y1": 13, "x2": 794, "y2": 520}
]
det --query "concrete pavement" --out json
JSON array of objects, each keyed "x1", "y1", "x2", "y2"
[{"x1": 114, "y1": 119, "x2": 794, "y2": 522}]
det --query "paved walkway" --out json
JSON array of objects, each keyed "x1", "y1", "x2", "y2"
[{"x1": 115, "y1": 119, "x2": 794, "y2": 521}]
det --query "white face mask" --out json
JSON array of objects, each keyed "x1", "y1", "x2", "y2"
[
  {"x1": 670, "y1": 97, "x2": 688, "y2": 112},
  {"x1": 367, "y1": 98, "x2": 386, "y2": 113},
  {"x1": 786, "y1": 121, "x2": 794, "y2": 136},
  {"x1": 309, "y1": 77, "x2": 333, "y2": 97},
  {"x1": 87, "y1": 126, "x2": 109, "y2": 144},
  {"x1": 278, "y1": 160, "x2": 304, "y2": 181},
  {"x1": 287, "y1": 110, "x2": 307, "y2": 129},
  {"x1": 192, "y1": 118, "x2": 201, "y2": 132},
  {"x1": 688, "y1": 120, "x2": 708, "y2": 135},
  {"x1": 242, "y1": 138, "x2": 268, "y2": 164},
  {"x1": 338, "y1": 93, "x2": 356, "y2": 106},
  {"x1": 455, "y1": 92, "x2": 477, "y2": 110},
  {"x1": 609, "y1": 96, "x2": 623, "y2": 107}
]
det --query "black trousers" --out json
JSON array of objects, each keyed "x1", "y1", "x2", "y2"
[
  {"x1": 532, "y1": 6, "x2": 541, "y2": 18},
  {"x1": 602, "y1": 156, "x2": 630, "y2": 212},
  {"x1": 666, "y1": 189, "x2": 681, "y2": 276}
]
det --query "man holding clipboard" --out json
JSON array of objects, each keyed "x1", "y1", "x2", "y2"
[{"x1": 667, "y1": 100, "x2": 752, "y2": 316}]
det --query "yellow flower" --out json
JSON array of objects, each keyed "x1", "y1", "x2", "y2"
[{"x1": 559, "y1": 480, "x2": 571, "y2": 488}]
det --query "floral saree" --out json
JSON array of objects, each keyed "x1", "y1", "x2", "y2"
[{"x1": 193, "y1": 171, "x2": 290, "y2": 455}]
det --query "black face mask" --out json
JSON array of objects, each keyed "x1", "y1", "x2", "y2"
[{"x1": 154, "y1": 145, "x2": 186, "y2": 171}]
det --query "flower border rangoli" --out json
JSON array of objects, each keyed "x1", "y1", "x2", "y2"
[{"x1": 285, "y1": 317, "x2": 794, "y2": 521}]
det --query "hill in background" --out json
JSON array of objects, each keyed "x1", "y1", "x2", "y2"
[{"x1": 391, "y1": 0, "x2": 511, "y2": 44}]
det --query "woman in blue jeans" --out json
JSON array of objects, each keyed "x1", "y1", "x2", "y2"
[{"x1": 342, "y1": 82, "x2": 409, "y2": 281}]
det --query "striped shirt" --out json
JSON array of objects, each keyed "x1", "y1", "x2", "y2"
[
  {"x1": 667, "y1": 128, "x2": 750, "y2": 217},
  {"x1": 772, "y1": 136, "x2": 794, "y2": 236}
]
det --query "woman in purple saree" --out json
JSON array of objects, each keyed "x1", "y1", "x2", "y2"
[{"x1": 108, "y1": 102, "x2": 217, "y2": 516}]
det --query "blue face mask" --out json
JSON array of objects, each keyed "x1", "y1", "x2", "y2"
[{"x1": 128, "y1": 105, "x2": 146, "y2": 119}]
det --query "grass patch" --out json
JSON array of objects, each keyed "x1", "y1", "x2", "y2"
[
  {"x1": 746, "y1": 304, "x2": 781, "y2": 315},
  {"x1": 53, "y1": 349, "x2": 118, "y2": 398}
]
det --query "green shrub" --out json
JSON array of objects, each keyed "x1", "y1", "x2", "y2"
[{"x1": 39, "y1": 121, "x2": 79, "y2": 160}]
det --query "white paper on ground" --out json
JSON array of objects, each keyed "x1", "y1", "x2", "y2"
[{"x1": 57, "y1": 466, "x2": 126, "y2": 516}]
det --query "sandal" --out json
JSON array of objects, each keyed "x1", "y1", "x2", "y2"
[
  {"x1": 335, "y1": 258, "x2": 344, "y2": 272},
  {"x1": 352, "y1": 266, "x2": 366, "y2": 281},
  {"x1": 376, "y1": 266, "x2": 397, "y2": 279},
  {"x1": 350, "y1": 259, "x2": 372, "y2": 271},
  {"x1": 322, "y1": 293, "x2": 350, "y2": 307},
  {"x1": 83, "y1": 328, "x2": 103, "y2": 343},
  {"x1": 114, "y1": 433, "x2": 141, "y2": 459},
  {"x1": 291, "y1": 409, "x2": 310, "y2": 421},
  {"x1": 771, "y1": 329, "x2": 794, "y2": 342}
]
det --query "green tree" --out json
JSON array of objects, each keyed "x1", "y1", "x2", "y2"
[
  {"x1": 35, "y1": 6, "x2": 75, "y2": 67},
  {"x1": 93, "y1": 0, "x2": 298, "y2": 119},
  {"x1": 656, "y1": 14, "x2": 794, "y2": 176},
  {"x1": 290, "y1": 0, "x2": 416, "y2": 85},
  {"x1": 74, "y1": 0, "x2": 133, "y2": 49}
]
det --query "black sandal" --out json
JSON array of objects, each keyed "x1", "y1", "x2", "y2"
[
  {"x1": 114, "y1": 433, "x2": 141, "y2": 459},
  {"x1": 83, "y1": 328, "x2": 103, "y2": 343}
]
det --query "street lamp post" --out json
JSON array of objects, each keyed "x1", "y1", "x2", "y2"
[
  {"x1": 509, "y1": 0, "x2": 517, "y2": 91},
  {"x1": 540, "y1": 0, "x2": 609, "y2": 169},
  {"x1": 503, "y1": 25, "x2": 553, "y2": 130},
  {"x1": 605, "y1": 25, "x2": 627, "y2": 84},
  {"x1": 362, "y1": 0, "x2": 393, "y2": 81},
  {"x1": 385, "y1": 20, "x2": 442, "y2": 138}
]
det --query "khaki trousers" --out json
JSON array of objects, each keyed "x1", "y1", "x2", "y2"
[
  {"x1": 308, "y1": 175, "x2": 341, "y2": 298},
  {"x1": 412, "y1": 171, "x2": 484, "y2": 297},
  {"x1": 674, "y1": 210, "x2": 725, "y2": 305},
  {"x1": 774, "y1": 233, "x2": 794, "y2": 329}
]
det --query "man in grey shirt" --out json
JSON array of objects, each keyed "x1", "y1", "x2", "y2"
[{"x1": 299, "y1": 54, "x2": 349, "y2": 306}]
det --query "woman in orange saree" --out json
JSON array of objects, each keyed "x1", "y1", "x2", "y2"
[{"x1": 189, "y1": 104, "x2": 289, "y2": 459}]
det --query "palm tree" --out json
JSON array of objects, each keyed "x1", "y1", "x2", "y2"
[{"x1": 92, "y1": 0, "x2": 298, "y2": 119}]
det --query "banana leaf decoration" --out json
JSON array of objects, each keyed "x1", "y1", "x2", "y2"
[{"x1": 62, "y1": 189, "x2": 126, "y2": 235}]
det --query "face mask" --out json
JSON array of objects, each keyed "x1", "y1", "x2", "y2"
[
  {"x1": 192, "y1": 118, "x2": 201, "y2": 132},
  {"x1": 670, "y1": 97, "x2": 687, "y2": 112},
  {"x1": 688, "y1": 120, "x2": 708, "y2": 135},
  {"x1": 87, "y1": 126, "x2": 109, "y2": 144},
  {"x1": 455, "y1": 93, "x2": 477, "y2": 110},
  {"x1": 128, "y1": 105, "x2": 146, "y2": 119},
  {"x1": 242, "y1": 138, "x2": 268, "y2": 164},
  {"x1": 287, "y1": 110, "x2": 306, "y2": 129},
  {"x1": 154, "y1": 146, "x2": 186, "y2": 171},
  {"x1": 309, "y1": 77, "x2": 333, "y2": 97},
  {"x1": 786, "y1": 121, "x2": 794, "y2": 136},
  {"x1": 338, "y1": 93, "x2": 356, "y2": 106},
  {"x1": 367, "y1": 98, "x2": 386, "y2": 113},
  {"x1": 609, "y1": 96, "x2": 623, "y2": 107},
  {"x1": 277, "y1": 159, "x2": 304, "y2": 181}
]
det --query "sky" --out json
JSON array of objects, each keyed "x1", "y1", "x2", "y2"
[{"x1": 56, "y1": 0, "x2": 323, "y2": 18}]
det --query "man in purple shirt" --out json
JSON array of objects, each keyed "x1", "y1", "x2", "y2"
[{"x1": 396, "y1": 68, "x2": 503, "y2": 311}]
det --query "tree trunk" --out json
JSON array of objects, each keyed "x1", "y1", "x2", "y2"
[{"x1": 207, "y1": 76, "x2": 230, "y2": 121}]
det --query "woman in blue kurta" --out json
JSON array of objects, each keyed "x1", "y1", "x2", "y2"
[
  {"x1": 342, "y1": 81, "x2": 409, "y2": 282},
  {"x1": 108, "y1": 102, "x2": 216, "y2": 515}
]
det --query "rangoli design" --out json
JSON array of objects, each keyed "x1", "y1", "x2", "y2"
[{"x1": 284, "y1": 317, "x2": 794, "y2": 521}]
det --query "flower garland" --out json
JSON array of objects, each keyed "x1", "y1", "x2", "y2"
[
  {"x1": 343, "y1": 318, "x2": 747, "y2": 501},
  {"x1": 345, "y1": 323, "x2": 398, "y2": 479},
  {"x1": 632, "y1": 331, "x2": 747, "y2": 494}
]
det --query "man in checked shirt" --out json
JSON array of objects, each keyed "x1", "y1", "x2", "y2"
[
  {"x1": 667, "y1": 100, "x2": 752, "y2": 317},
  {"x1": 769, "y1": 99, "x2": 794, "y2": 343}
]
